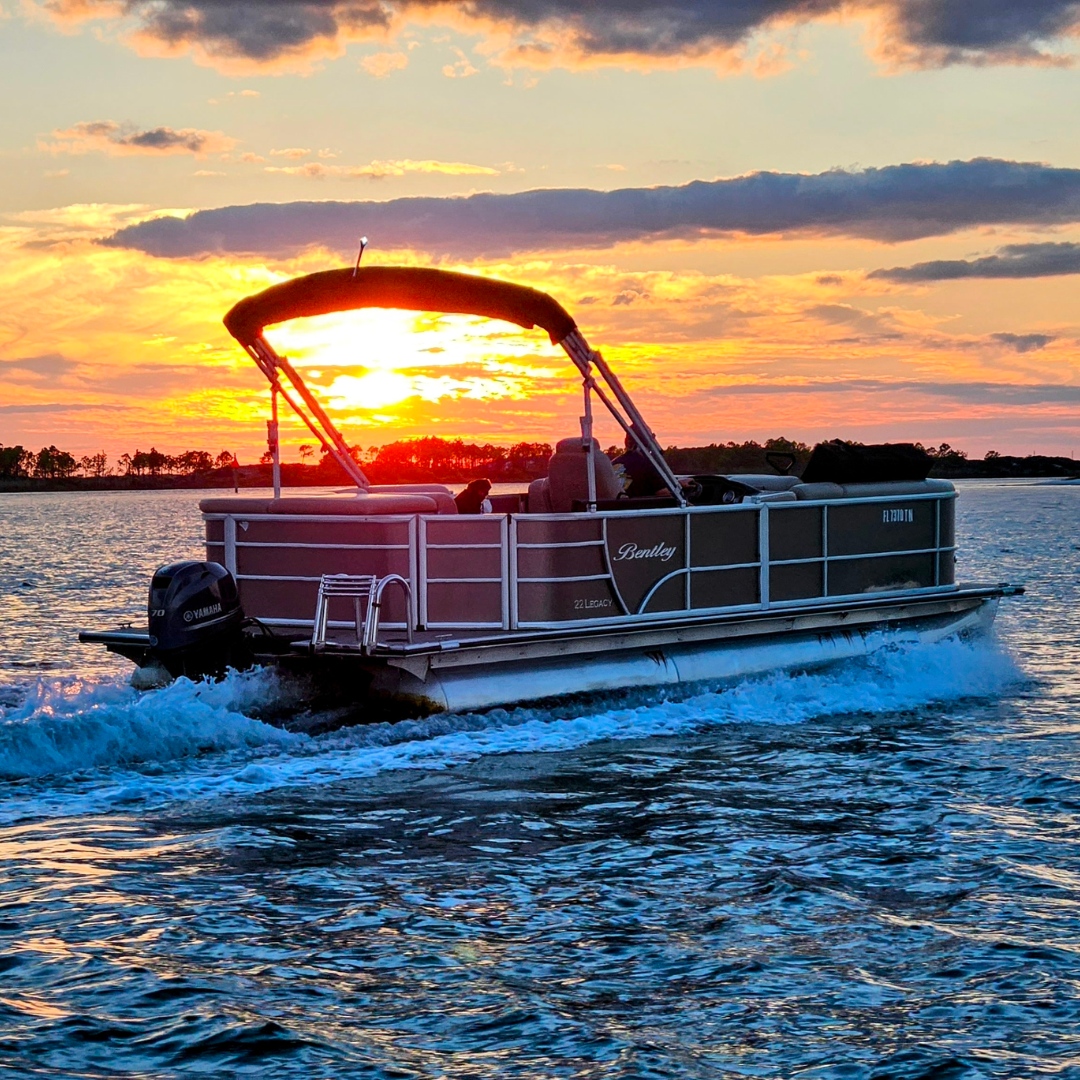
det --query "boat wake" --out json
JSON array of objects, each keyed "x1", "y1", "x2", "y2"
[
  {"x1": 0, "y1": 635, "x2": 1023, "y2": 823},
  {"x1": 0, "y1": 667, "x2": 299, "y2": 781}
]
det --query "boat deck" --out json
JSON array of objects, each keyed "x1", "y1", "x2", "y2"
[{"x1": 284, "y1": 582, "x2": 1018, "y2": 665}]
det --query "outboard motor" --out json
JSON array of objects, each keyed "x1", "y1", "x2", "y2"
[{"x1": 147, "y1": 561, "x2": 248, "y2": 678}]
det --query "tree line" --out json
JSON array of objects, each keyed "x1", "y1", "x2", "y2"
[
  {"x1": 356, "y1": 438, "x2": 554, "y2": 477},
  {"x1": 2, "y1": 436, "x2": 1070, "y2": 485},
  {"x1": 0, "y1": 445, "x2": 238, "y2": 479},
  {"x1": 662, "y1": 438, "x2": 973, "y2": 475},
  {"x1": 0, "y1": 438, "x2": 552, "y2": 481}
]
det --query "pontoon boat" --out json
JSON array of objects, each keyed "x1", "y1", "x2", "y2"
[{"x1": 80, "y1": 267, "x2": 1019, "y2": 719}]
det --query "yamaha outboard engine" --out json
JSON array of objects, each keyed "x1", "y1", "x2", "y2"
[{"x1": 147, "y1": 561, "x2": 248, "y2": 678}]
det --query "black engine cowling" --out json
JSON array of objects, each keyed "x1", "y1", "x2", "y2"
[{"x1": 147, "y1": 561, "x2": 248, "y2": 678}]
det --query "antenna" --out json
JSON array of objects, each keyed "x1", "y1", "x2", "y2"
[{"x1": 352, "y1": 236, "x2": 369, "y2": 278}]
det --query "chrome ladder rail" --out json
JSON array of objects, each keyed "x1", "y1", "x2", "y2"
[{"x1": 311, "y1": 573, "x2": 413, "y2": 654}]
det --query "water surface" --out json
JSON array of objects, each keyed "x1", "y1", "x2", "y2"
[{"x1": 0, "y1": 481, "x2": 1077, "y2": 1077}]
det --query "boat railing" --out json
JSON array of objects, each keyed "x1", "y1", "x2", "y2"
[
  {"x1": 205, "y1": 511, "x2": 418, "y2": 631},
  {"x1": 204, "y1": 488, "x2": 956, "y2": 636},
  {"x1": 418, "y1": 514, "x2": 509, "y2": 630},
  {"x1": 507, "y1": 489, "x2": 955, "y2": 629}
]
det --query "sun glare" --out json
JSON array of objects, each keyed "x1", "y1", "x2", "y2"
[
  {"x1": 266, "y1": 309, "x2": 537, "y2": 372},
  {"x1": 258, "y1": 305, "x2": 558, "y2": 423},
  {"x1": 326, "y1": 370, "x2": 414, "y2": 410}
]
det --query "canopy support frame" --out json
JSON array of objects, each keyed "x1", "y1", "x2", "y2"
[
  {"x1": 561, "y1": 330, "x2": 687, "y2": 508},
  {"x1": 232, "y1": 275, "x2": 681, "y2": 506},
  {"x1": 247, "y1": 336, "x2": 371, "y2": 490}
]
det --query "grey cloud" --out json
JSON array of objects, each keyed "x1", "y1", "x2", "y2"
[
  {"x1": 47, "y1": 119, "x2": 235, "y2": 156},
  {"x1": 0, "y1": 353, "x2": 77, "y2": 377},
  {"x1": 870, "y1": 241, "x2": 1080, "y2": 281},
  {"x1": 915, "y1": 381, "x2": 1080, "y2": 404},
  {"x1": 104, "y1": 158, "x2": 1080, "y2": 259},
  {"x1": 135, "y1": 0, "x2": 388, "y2": 61},
  {"x1": 894, "y1": 375, "x2": 1080, "y2": 401},
  {"x1": 0, "y1": 403, "x2": 116, "y2": 414},
  {"x1": 692, "y1": 379, "x2": 1080, "y2": 405},
  {"x1": 891, "y1": 0, "x2": 1080, "y2": 62},
  {"x1": 42, "y1": 1, "x2": 1080, "y2": 66},
  {"x1": 126, "y1": 127, "x2": 210, "y2": 152},
  {"x1": 990, "y1": 332, "x2": 1056, "y2": 352},
  {"x1": 804, "y1": 303, "x2": 903, "y2": 338}
]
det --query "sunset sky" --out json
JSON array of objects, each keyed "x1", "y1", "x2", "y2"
[{"x1": 2, "y1": 1, "x2": 1080, "y2": 462}]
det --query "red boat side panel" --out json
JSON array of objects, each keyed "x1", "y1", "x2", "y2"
[
  {"x1": 426, "y1": 582, "x2": 503, "y2": 625},
  {"x1": 518, "y1": 578, "x2": 620, "y2": 623}
]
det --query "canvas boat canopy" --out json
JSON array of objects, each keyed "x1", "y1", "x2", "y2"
[
  {"x1": 224, "y1": 267, "x2": 578, "y2": 348},
  {"x1": 222, "y1": 264, "x2": 686, "y2": 504}
]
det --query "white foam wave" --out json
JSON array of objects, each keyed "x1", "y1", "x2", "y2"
[
  {"x1": 0, "y1": 668, "x2": 299, "y2": 781},
  {"x1": 0, "y1": 635, "x2": 1022, "y2": 821},
  {"x1": 217, "y1": 633, "x2": 1021, "y2": 792}
]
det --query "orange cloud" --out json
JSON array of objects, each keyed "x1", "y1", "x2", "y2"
[
  {"x1": 441, "y1": 46, "x2": 478, "y2": 78},
  {"x1": 361, "y1": 50, "x2": 409, "y2": 77},
  {"x1": 264, "y1": 159, "x2": 501, "y2": 180}
]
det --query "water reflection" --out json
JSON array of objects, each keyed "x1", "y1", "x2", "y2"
[{"x1": 0, "y1": 482, "x2": 1076, "y2": 1075}]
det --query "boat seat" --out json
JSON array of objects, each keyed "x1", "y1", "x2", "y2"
[
  {"x1": 199, "y1": 493, "x2": 439, "y2": 515},
  {"x1": 838, "y1": 479, "x2": 954, "y2": 497},
  {"x1": 368, "y1": 484, "x2": 457, "y2": 514},
  {"x1": 527, "y1": 477, "x2": 552, "y2": 513},
  {"x1": 792, "y1": 482, "x2": 844, "y2": 500},
  {"x1": 726, "y1": 474, "x2": 802, "y2": 492},
  {"x1": 528, "y1": 437, "x2": 622, "y2": 513},
  {"x1": 791, "y1": 478, "x2": 954, "y2": 501}
]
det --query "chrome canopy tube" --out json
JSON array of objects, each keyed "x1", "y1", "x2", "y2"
[
  {"x1": 560, "y1": 329, "x2": 687, "y2": 507},
  {"x1": 248, "y1": 336, "x2": 370, "y2": 490},
  {"x1": 226, "y1": 267, "x2": 679, "y2": 502}
]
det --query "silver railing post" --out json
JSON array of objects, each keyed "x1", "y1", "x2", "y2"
[
  {"x1": 269, "y1": 383, "x2": 281, "y2": 500},
  {"x1": 758, "y1": 504, "x2": 770, "y2": 609},
  {"x1": 223, "y1": 516, "x2": 237, "y2": 575},
  {"x1": 364, "y1": 575, "x2": 414, "y2": 654},
  {"x1": 581, "y1": 375, "x2": 597, "y2": 513}
]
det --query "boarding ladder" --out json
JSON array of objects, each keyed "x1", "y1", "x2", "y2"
[{"x1": 310, "y1": 574, "x2": 413, "y2": 654}]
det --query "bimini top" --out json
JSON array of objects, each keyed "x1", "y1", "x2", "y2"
[{"x1": 224, "y1": 266, "x2": 578, "y2": 347}]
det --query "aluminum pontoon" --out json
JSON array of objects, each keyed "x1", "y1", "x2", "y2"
[{"x1": 81, "y1": 266, "x2": 1019, "y2": 719}]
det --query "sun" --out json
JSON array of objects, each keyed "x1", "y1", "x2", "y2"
[{"x1": 325, "y1": 370, "x2": 414, "y2": 410}]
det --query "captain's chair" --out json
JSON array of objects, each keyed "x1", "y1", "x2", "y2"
[{"x1": 528, "y1": 437, "x2": 623, "y2": 513}]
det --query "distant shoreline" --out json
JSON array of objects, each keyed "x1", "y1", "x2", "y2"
[{"x1": 2, "y1": 453, "x2": 1077, "y2": 493}]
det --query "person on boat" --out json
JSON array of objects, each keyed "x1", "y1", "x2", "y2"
[
  {"x1": 612, "y1": 427, "x2": 699, "y2": 500},
  {"x1": 455, "y1": 478, "x2": 492, "y2": 514},
  {"x1": 612, "y1": 427, "x2": 669, "y2": 498}
]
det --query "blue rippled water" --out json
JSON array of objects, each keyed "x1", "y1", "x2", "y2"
[{"x1": 0, "y1": 481, "x2": 1078, "y2": 1078}]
